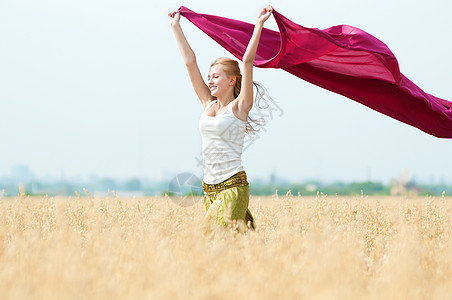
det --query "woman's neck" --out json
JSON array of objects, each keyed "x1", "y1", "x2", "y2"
[{"x1": 215, "y1": 93, "x2": 235, "y2": 108}]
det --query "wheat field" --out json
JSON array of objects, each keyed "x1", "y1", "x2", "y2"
[{"x1": 1, "y1": 193, "x2": 451, "y2": 299}]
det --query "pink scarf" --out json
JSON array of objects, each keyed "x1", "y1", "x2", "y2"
[{"x1": 179, "y1": 6, "x2": 452, "y2": 138}]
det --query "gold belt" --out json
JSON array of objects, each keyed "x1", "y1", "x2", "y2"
[{"x1": 202, "y1": 171, "x2": 248, "y2": 193}]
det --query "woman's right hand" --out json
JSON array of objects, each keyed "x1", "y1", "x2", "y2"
[
  {"x1": 256, "y1": 5, "x2": 273, "y2": 25},
  {"x1": 168, "y1": 11, "x2": 181, "y2": 27}
]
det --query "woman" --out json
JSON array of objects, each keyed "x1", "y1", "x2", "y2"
[{"x1": 168, "y1": 6, "x2": 273, "y2": 230}]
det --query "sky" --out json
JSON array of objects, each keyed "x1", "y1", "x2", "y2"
[{"x1": 1, "y1": 0, "x2": 451, "y2": 184}]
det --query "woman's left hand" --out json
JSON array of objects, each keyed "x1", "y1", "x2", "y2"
[{"x1": 257, "y1": 5, "x2": 273, "y2": 25}]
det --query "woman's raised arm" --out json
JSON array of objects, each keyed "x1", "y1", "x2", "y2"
[
  {"x1": 169, "y1": 12, "x2": 213, "y2": 107},
  {"x1": 236, "y1": 6, "x2": 273, "y2": 119}
]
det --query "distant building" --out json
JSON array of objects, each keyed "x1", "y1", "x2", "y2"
[
  {"x1": 11, "y1": 164, "x2": 34, "y2": 182},
  {"x1": 390, "y1": 171, "x2": 422, "y2": 196}
]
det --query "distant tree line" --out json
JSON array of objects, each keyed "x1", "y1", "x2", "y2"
[
  {"x1": 1, "y1": 177, "x2": 451, "y2": 197},
  {"x1": 250, "y1": 181, "x2": 452, "y2": 197}
]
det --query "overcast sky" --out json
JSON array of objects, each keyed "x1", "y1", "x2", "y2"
[{"x1": 1, "y1": 0, "x2": 451, "y2": 184}]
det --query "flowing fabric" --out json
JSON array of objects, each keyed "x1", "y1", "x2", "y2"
[{"x1": 179, "y1": 6, "x2": 452, "y2": 138}]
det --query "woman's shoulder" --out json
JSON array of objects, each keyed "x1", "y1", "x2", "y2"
[{"x1": 203, "y1": 99, "x2": 217, "y2": 110}]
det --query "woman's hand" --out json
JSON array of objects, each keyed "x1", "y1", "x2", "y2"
[
  {"x1": 168, "y1": 11, "x2": 181, "y2": 27},
  {"x1": 256, "y1": 5, "x2": 273, "y2": 25}
]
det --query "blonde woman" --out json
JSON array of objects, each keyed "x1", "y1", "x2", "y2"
[{"x1": 168, "y1": 6, "x2": 273, "y2": 229}]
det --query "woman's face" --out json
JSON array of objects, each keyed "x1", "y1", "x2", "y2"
[{"x1": 208, "y1": 65, "x2": 234, "y2": 98}]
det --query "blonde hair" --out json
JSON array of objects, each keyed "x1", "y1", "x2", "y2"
[{"x1": 210, "y1": 58, "x2": 242, "y2": 98}]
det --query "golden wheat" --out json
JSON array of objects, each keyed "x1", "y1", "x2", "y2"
[{"x1": 0, "y1": 193, "x2": 451, "y2": 299}]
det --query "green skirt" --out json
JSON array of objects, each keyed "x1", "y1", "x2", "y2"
[{"x1": 202, "y1": 171, "x2": 255, "y2": 230}]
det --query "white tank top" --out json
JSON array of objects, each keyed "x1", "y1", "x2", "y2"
[{"x1": 199, "y1": 100, "x2": 247, "y2": 184}]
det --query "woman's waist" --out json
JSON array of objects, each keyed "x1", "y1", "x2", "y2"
[{"x1": 202, "y1": 171, "x2": 248, "y2": 193}]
